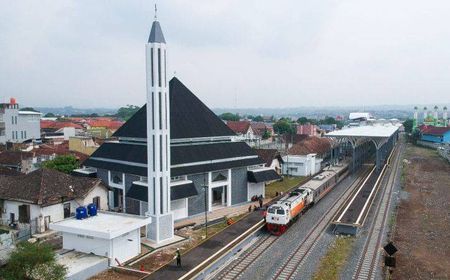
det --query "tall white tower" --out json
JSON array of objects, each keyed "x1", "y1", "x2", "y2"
[
  {"x1": 145, "y1": 15, "x2": 173, "y2": 243},
  {"x1": 444, "y1": 106, "x2": 448, "y2": 123}
]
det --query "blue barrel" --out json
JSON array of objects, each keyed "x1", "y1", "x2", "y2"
[
  {"x1": 87, "y1": 203, "x2": 97, "y2": 216},
  {"x1": 76, "y1": 206, "x2": 88, "y2": 220}
]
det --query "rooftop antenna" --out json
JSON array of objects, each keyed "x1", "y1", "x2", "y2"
[{"x1": 154, "y1": 4, "x2": 158, "y2": 20}]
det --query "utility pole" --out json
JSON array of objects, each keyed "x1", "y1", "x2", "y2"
[{"x1": 203, "y1": 174, "x2": 208, "y2": 238}]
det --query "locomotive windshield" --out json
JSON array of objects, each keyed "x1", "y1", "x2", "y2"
[
  {"x1": 268, "y1": 208, "x2": 275, "y2": 214},
  {"x1": 276, "y1": 209, "x2": 285, "y2": 215}
]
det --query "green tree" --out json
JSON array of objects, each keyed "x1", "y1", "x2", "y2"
[
  {"x1": 44, "y1": 113, "x2": 56, "y2": 118},
  {"x1": 117, "y1": 105, "x2": 140, "y2": 121},
  {"x1": 42, "y1": 155, "x2": 79, "y2": 174},
  {"x1": 252, "y1": 115, "x2": 264, "y2": 122},
  {"x1": 1, "y1": 242, "x2": 67, "y2": 280},
  {"x1": 403, "y1": 119, "x2": 414, "y2": 133},
  {"x1": 219, "y1": 112, "x2": 240, "y2": 121},
  {"x1": 262, "y1": 129, "x2": 271, "y2": 140},
  {"x1": 273, "y1": 118, "x2": 296, "y2": 134},
  {"x1": 297, "y1": 117, "x2": 309, "y2": 124}
]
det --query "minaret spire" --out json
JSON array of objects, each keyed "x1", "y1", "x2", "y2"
[
  {"x1": 154, "y1": 4, "x2": 157, "y2": 20},
  {"x1": 145, "y1": 13, "x2": 173, "y2": 244}
]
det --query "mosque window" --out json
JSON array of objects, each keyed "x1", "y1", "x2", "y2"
[
  {"x1": 158, "y1": 48, "x2": 162, "y2": 87},
  {"x1": 151, "y1": 48, "x2": 154, "y2": 86}
]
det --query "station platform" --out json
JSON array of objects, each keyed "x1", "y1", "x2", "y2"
[
  {"x1": 332, "y1": 164, "x2": 382, "y2": 235},
  {"x1": 144, "y1": 210, "x2": 265, "y2": 279}
]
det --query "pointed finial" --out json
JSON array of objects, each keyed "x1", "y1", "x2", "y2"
[
  {"x1": 174, "y1": 71, "x2": 177, "y2": 77},
  {"x1": 154, "y1": 4, "x2": 158, "y2": 20}
]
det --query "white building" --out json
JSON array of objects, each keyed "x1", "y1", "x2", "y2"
[
  {"x1": 0, "y1": 169, "x2": 108, "y2": 233},
  {"x1": 0, "y1": 98, "x2": 41, "y2": 144},
  {"x1": 282, "y1": 154, "x2": 322, "y2": 177},
  {"x1": 50, "y1": 212, "x2": 151, "y2": 264}
]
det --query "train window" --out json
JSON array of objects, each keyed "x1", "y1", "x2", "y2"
[
  {"x1": 277, "y1": 209, "x2": 285, "y2": 215},
  {"x1": 268, "y1": 208, "x2": 275, "y2": 214}
]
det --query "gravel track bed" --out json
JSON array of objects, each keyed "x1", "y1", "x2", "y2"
[{"x1": 233, "y1": 173, "x2": 361, "y2": 280}]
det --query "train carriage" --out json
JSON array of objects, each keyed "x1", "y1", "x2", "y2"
[{"x1": 265, "y1": 165, "x2": 348, "y2": 235}]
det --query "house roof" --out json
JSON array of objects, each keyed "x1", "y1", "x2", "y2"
[
  {"x1": 288, "y1": 136, "x2": 332, "y2": 156},
  {"x1": 254, "y1": 149, "x2": 283, "y2": 166},
  {"x1": 227, "y1": 121, "x2": 251, "y2": 134},
  {"x1": 0, "y1": 168, "x2": 105, "y2": 206},
  {"x1": 40, "y1": 120, "x2": 83, "y2": 130},
  {"x1": 0, "y1": 167, "x2": 21, "y2": 176},
  {"x1": 247, "y1": 168, "x2": 281, "y2": 183},
  {"x1": 0, "y1": 151, "x2": 33, "y2": 166},
  {"x1": 113, "y1": 78, "x2": 236, "y2": 140},
  {"x1": 250, "y1": 122, "x2": 273, "y2": 136},
  {"x1": 420, "y1": 125, "x2": 450, "y2": 136},
  {"x1": 86, "y1": 120, "x2": 124, "y2": 130}
]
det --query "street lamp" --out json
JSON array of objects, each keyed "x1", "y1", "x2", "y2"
[{"x1": 203, "y1": 185, "x2": 208, "y2": 238}]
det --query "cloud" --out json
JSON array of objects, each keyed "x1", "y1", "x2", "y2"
[{"x1": 0, "y1": 0, "x2": 449, "y2": 108}]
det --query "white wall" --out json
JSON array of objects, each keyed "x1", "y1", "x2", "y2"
[
  {"x1": 2, "y1": 200, "x2": 41, "y2": 224},
  {"x1": 62, "y1": 232, "x2": 110, "y2": 258},
  {"x1": 77, "y1": 186, "x2": 108, "y2": 211},
  {"x1": 111, "y1": 229, "x2": 140, "y2": 263},
  {"x1": 171, "y1": 198, "x2": 187, "y2": 221},
  {"x1": 282, "y1": 154, "x2": 322, "y2": 177},
  {"x1": 247, "y1": 182, "x2": 265, "y2": 200}
]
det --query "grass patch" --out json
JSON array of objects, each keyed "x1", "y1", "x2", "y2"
[
  {"x1": 265, "y1": 176, "x2": 307, "y2": 198},
  {"x1": 313, "y1": 236, "x2": 354, "y2": 280}
]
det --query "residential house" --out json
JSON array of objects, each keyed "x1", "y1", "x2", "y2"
[
  {"x1": 0, "y1": 98, "x2": 41, "y2": 144},
  {"x1": 297, "y1": 124, "x2": 318, "y2": 136},
  {"x1": 227, "y1": 121, "x2": 255, "y2": 140},
  {"x1": 0, "y1": 168, "x2": 108, "y2": 233},
  {"x1": 69, "y1": 136, "x2": 99, "y2": 156},
  {"x1": 419, "y1": 125, "x2": 450, "y2": 143},
  {"x1": 282, "y1": 136, "x2": 334, "y2": 176},
  {"x1": 254, "y1": 149, "x2": 284, "y2": 175}
]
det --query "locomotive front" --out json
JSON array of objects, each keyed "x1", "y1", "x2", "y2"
[{"x1": 265, "y1": 203, "x2": 290, "y2": 235}]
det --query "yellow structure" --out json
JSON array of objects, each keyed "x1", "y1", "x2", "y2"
[{"x1": 69, "y1": 136, "x2": 99, "y2": 156}]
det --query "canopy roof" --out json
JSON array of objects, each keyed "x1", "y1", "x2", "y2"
[{"x1": 326, "y1": 124, "x2": 399, "y2": 138}]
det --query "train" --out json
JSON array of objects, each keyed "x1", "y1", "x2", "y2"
[{"x1": 265, "y1": 165, "x2": 348, "y2": 235}]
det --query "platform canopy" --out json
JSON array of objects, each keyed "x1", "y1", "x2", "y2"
[{"x1": 325, "y1": 124, "x2": 400, "y2": 148}]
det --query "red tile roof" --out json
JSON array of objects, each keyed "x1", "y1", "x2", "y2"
[
  {"x1": 288, "y1": 136, "x2": 332, "y2": 156},
  {"x1": 40, "y1": 120, "x2": 83, "y2": 129},
  {"x1": 420, "y1": 125, "x2": 450, "y2": 136},
  {"x1": 250, "y1": 122, "x2": 274, "y2": 136},
  {"x1": 226, "y1": 121, "x2": 251, "y2": 134},
  {"x1": 86, "y1": 120, "x2": 124, "y2": 130}
]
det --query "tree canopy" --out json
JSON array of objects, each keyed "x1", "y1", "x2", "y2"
[
  {"x1": 116, "y1": 105, "x2": 140, "y2": 121},
  {"x1": 42, "y1": 155, "x2": 79, "y2": 174},
  {"x1": 1, "y1": 242, "x2": 67, "y2": 280},
  {"x1": 403, "y1": 119, "x2": 414, "y2": 133},
  {"x1": 44, "y1": 113, "x2": 56, "y2": 118},
  {"x1": 273, "y1": 118, "x2": 296, "y2": 134},
  {"x1": 219, "y1": 112, "x2": 240, "y2": 121}
]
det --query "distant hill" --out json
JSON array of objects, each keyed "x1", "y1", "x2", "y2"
[{"x1": 35, "y1": 106, "x2": 118, "y2": 116}]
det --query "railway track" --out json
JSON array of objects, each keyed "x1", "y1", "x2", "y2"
[
  {"x1": 269, "y1": 166, "x2": 374, "y2": 280},
  {"x1": 352, "y1": 141, "x2": 403, "y2": 280},
  {"x1": 213, "y1": 234, "x2": 278, "y2": 280}
]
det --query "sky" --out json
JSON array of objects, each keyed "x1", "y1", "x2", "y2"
[{"x1": 1, "y1": 0, "x2": 450, "y2": 109}]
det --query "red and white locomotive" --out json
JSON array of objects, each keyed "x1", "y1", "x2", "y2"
[{"x1": 265, "y1": 166, "x2": 347, "y2": 235}]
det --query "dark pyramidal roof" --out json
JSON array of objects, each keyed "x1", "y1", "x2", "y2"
[
  {"x1": 114, "y1": 77, "x2": 236, "y2": 139},
  {"x1": 148, "y1": 20, "x2": 166, "y2": 43}
]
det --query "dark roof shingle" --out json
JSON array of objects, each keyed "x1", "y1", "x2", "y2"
[
  {"x1": 0, "y1": 169, "x2": 105, "y2": 206},
  {"x1": 114, "y1": 78, "x2": 236, "y2": 140}
]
